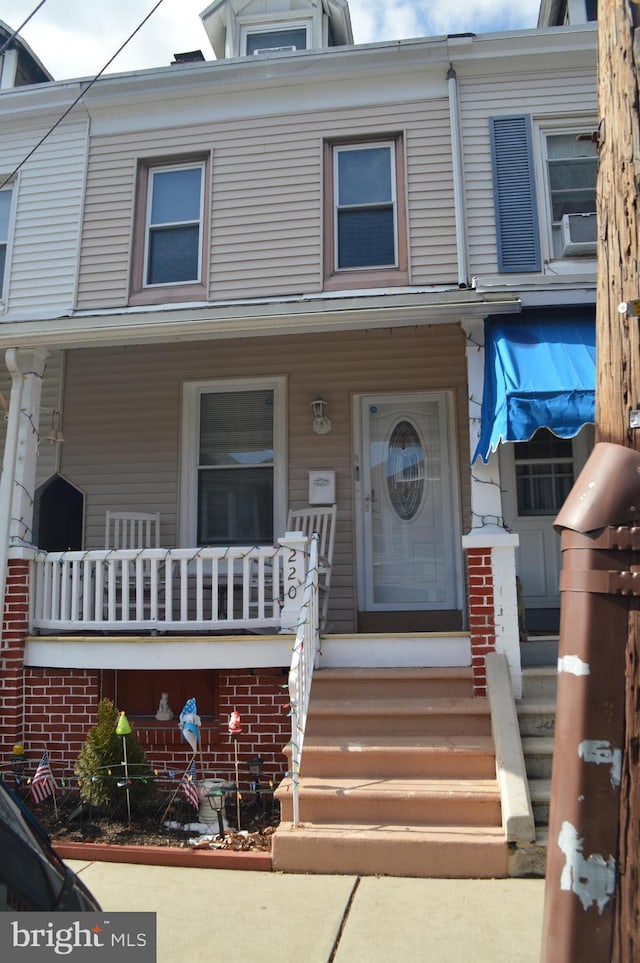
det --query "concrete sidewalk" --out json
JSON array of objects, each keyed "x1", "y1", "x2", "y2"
[{"x1": 67, "y1": 859, "x2": 544, "y2": 963}]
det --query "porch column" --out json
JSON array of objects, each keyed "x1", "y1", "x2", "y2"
[
  {"x1": 463, "y1": 321, "x2": 522, "y2": 697},
  {"x1": 0, "y1": 348, "x2": 48, "y2": 755},
  {"x1": 462, "y1": 527, "x2": 521, "y2": 697}
]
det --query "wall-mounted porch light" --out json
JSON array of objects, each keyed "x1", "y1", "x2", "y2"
[
  {"x1": 44, "y1": 409, "x2": 64, "y2": 445},
  {"x1": 311, "y1": 397, "x2": 331, "y2": 435}
]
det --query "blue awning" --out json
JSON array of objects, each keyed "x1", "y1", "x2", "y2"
[{"x1": 472, "y1": 309, "x2": 596, "y2": 464}]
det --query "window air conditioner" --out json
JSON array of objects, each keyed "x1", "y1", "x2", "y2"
[
  {"x1": 560, "y1": 212, "x2": 597, "y2": 257},
  {"x1": 253, "y1": 45, "x2": 297, "y2": 54}
]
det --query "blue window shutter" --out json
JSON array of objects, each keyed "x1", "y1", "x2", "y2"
[{"x1": 490, "y1": 115, "x2": 541, "y2": 273}]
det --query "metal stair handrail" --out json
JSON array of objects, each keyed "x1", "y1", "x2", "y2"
[{"x1": 287, "y1": 532, "x2": 320, "y2": 828}]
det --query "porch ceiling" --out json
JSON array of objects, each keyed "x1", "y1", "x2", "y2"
[{"x1": 24, "y1": 635, "x2": 293, "y2": 671}]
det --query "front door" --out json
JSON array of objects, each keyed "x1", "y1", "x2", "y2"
[{"x1": 356, "y1": 393, "x2": 461, "y2": 612}]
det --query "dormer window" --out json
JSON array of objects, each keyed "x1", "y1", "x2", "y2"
[{"x1": 242, "y1": 21, "x2": 310, "y2": 56}]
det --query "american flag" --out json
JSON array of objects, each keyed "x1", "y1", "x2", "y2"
[
  {"x1": 180, "y1": 759, "x2": 199, "y2": 810},
  {"x1": 30, "y1": 750, "x2": 56, "y2": 804}
]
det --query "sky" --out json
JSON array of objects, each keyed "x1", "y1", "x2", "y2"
[{"x1": 2, "y1": 0, "x2": 542, "y2": 82}]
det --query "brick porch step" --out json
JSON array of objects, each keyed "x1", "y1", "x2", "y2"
[
  {"x1": 307, "y1": 696, "x2": 492, "y2": 737},
  {"x1": 310, "y1": 667, "x2": 475, "y2": 700},
  {"x1": 272, "y1": 821, "x2": 509, "y2": 878},
  {"x1": 276, "y1": 775, "x2": 502, "y2": 825},
  {"x1": 289, "y1": 734, "x2": 496, "y2": 778}
]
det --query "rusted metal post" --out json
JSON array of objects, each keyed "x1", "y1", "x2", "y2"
[{"x1": 541, "y1": 443, "x2": 640, "y2": 962}]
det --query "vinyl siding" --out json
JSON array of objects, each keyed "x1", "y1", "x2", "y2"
[
  {"x1": 459, "y1": 68, "x2": 597, "y2": 276},
  {"x1": 1, "y1": 120, "x2": 88, "y2": 319},
  {"x1": 76, "y1": 99, "x2": 456, "y2": 308},
  {"x1": 60, "y1": 325, "x2": 469, "y2": 632}
]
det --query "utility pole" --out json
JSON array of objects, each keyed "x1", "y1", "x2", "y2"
[
  {"x1": 540, "y1": 3, "x2": 640, "y2": 960},
  {"x1": 597, "y1": 3, "x2": 640, "y2": 959}
]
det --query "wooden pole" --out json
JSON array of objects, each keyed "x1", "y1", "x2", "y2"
[
  {"x1": 596, "y1": 5, "x2": 640, "y2": 961},
  {"x1": 121, "y1": 736, "x2": 131, "y2": 824},
  {"x1": 47, "y1": 746, "x2": 58, "y2": 820},
  {"x1": 541, "y1": 5, "x2": 640, "y2": 960}
]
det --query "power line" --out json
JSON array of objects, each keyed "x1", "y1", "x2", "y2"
[
  {"x1": 0, "y1": 0, "x2": 48, "y2": 59},
  {"x1": 0, "y1": 0, "x2": 167, "y2": 191}
]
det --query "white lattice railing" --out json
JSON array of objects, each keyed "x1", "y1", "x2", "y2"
[
  {"x1": 287, "y1": 532, "x2": 321, "y2": 827},
  {"x1": 29, "y1": 534, "x2": 309, "y2": 634}
]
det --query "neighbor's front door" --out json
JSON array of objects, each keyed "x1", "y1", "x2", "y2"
[{"x1": 356, "y1": 393, "x2": 461, "y2": 612}]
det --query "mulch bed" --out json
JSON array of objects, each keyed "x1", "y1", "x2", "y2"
[{"x1": 31, "y1": 793, "x2": 278, "y2": 855}]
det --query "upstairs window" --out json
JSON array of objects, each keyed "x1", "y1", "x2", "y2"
[
  {"x1": 145, "y1": 163, "x2": 204, "y2": 285},
  {"x1": 130, "y1": 156, "x2": 209, "y2": 305},
  {"x1": 0, "y1": 185, "x2": 13, "y2": 301},
  {"x1": 545, "y1": 132, "x2": 597, "y2": 258},
  {"x1": 324, "y1": 138, "x2": 408, "y2": 289},
  {"x1": 244, "y1": 25, "x2": 308, "y2": 54},
  {"x1": 490, "y1": 115, "x2": 597, "y2": 272}
]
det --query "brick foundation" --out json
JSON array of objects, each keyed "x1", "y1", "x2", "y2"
[
  {"x1": 1, "y1": 559, "x2": 291, "y2": 792},
  {"x1": 12, "y1": 666, "x2": 291, "y2": 795}
]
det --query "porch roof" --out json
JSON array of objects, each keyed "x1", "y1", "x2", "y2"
[{"x1": 473, "y1": 307, "x2": 596, "y2": 464}]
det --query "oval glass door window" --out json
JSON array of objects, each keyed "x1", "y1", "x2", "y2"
[{"x1": 387, "y1": 420, "x2": 425, "y2": 520}]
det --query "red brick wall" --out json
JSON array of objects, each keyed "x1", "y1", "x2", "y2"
[
  {"x1": 466, "y1": 547, "x2": 496, "y2": 696},
  {"x1": 1, "y1": 559, "x2": 29, "y2": 749},
  {"x1": 0, "y1": 556, "x2": 290, "y2": 791},
  {"x1": 17, "y1": 666, "x2": 290, "y2": 797}
]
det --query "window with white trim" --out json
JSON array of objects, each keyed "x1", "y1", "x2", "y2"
[
  {"x1": 334, "y1": 142, "x2": 397, "y2": 269},
  {"x1": 324, "y1": 138, "x2": 407, "y2": 288},
  {"x1": 490, "y1": 115, "x2": 597, "y2": 272},
  {"x1": 144, "y1": 163, "x2": 205, "y2": 286},
  {"x1": 130, "y1": 156, "x2": 209, "y2": 306},
  {"x1": 515, "y1": 429, "x2": 575, "y2": 515},
  {"x1": 181, "y1": 378, "x2": 286, "y2": 547},
  {"x1": 543, "y1": 131, "x2": 597, "y2": 258},
  {"x1": 243, "y1": 23, "x2": 309, "y2": 55},
  {"x1": 0, "y1": 185, "x2": 13, "y2": 301}
]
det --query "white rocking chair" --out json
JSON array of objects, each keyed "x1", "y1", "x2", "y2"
[
  {"x1": 105, "y1": 511, "x2": 160, "y2": 549},
  {"x1": 104, "y1": 511, "x2": 161, "y2": 622}
]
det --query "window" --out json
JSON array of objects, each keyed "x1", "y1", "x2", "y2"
[
  {"x1": 544, "y1": 132, "x2": 597, "y2": 258},
  {"x1": 324, "y1": 138, "x2": 408, "y2": 289},
  {"x1": 103, "y1": 669, "x2": 218, "y2": 719},
  {"x1": 130, "y1": 157, "x2": 209, "y2": 305},
  {"x1": 244, "y1": 25, "x2": 308, "y2": 54},
  {"x1": 145, "y1": 163, "x2": 204, "y2": 285},
  {"x1": 180, "y1": 378, "x2": 286, "y2": 547},
  {"x1": 515, "y1": 429, "x2": 575, "y2": 515},
  {"x1": 0, "y1": 185, "x2": 12, "y2": 301},
  {"x1": 490, "y1": 114, "x2": 597, "y2": 272}
]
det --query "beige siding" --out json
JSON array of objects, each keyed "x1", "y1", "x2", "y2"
[
  {"x1": 459, "y1": 68, "x2": 598, "y2": 277},
  {"x1": 76, "y1": 100, "x2": 456, "y2": 308},
  {"x1": 1, "y1": 120, "x2": 87, "y2": 319},
  {"x1": 60, "y1": 325, "x2": 469, "y2": 632}
]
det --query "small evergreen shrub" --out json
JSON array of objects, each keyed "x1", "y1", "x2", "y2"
[{"x1": 75, "y1": 698, "x2": 155, "y2": 814}]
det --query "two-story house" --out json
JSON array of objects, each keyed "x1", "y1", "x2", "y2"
[{"x1": 0, "y1": 0, "x2": 598, "y2": 876}]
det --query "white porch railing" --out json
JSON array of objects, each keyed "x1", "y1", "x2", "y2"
[
  {"x1": 29, "y1": 535, "x2": 309, "y2": 634},
  {"x1": 287, "y1": 532, "x2": 321, "y2": 828}
]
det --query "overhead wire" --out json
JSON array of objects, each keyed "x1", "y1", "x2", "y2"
[
  {"x1": 0, "y1": 0, "x2": 168, "y2": 191},
  {"x1": 0, "y1": 0, "x2": 48, "y2": 59}
]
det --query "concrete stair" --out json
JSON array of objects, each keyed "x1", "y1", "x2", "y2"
[
  {"x1": 513, "y1": 662, "x2": 557, "y2": 876},
  {"x1": 272, "y1": 667, "x2": 509, "y2": 878}
]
